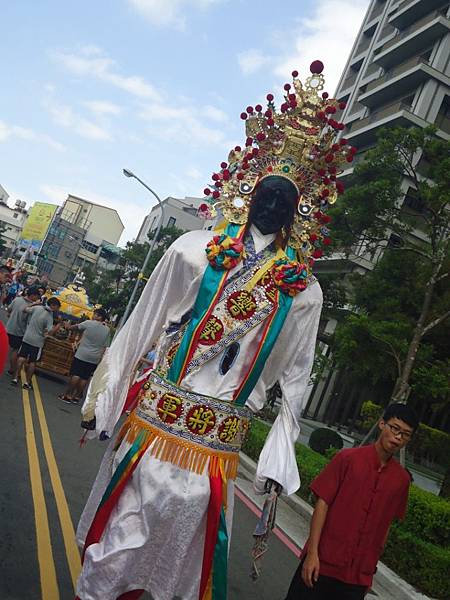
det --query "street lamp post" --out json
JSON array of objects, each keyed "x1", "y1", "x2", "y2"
[{"x1": 118, "y1": 169, "x2": 165, "y2": 330}]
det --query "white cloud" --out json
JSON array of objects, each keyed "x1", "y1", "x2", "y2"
[
  {"x1": 128, "y1": 0, "x2": 221, "y2": 30},
  {"x1": 44, "y1": 98, "x2": 112, "y2": 141},
  {"x1": 238, "y1": 49, "x2": 271, "y2": 75},
  {"x1": 40, "y1": 184, "x2": 148, "y2": 244},
  {"x1": 139, "y1": 101, "x2": 226, "y2": 147},
  {"x1": 185, "y1": 166, "x2": 202, "y2": 179},
  {"x1": 202, "y1": 105, "x2": 228, "y2": 123},
  {"x1": 272, "y1": 0, "x2": 370, "y2": 95},
  {"x1": 83, "y1": 100, "x2": 122, "y2": 116},
  {"x1": 53, "y1": 48, "x2": 161, "y2": 101},
  {"x1": 0, "y1": 119, "x2": 65, "y2": 151}
]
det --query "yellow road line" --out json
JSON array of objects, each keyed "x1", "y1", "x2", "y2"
[
  {"x1": 32, "y1": 375, "x2": 81, "y2": 590},
  {"x1": 22, "y1": 381, "x2": 60, "y2": 600}
]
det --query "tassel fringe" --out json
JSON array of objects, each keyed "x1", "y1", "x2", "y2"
[{"x1": 116, "y1": 412, "x2": 239, "y2": 481}]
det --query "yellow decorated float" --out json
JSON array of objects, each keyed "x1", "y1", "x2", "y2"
[{"x1": 37, "y1": 285, "x2": 100, "y2": 376}]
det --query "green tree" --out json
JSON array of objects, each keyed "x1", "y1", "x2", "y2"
[{"x1": 330, "y1": 126, "x2": 450, "y2": 404}]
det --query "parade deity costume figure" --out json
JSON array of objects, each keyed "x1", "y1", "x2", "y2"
[{"x1": 76, "y1": 61, "x2": 355, "y2": 600}]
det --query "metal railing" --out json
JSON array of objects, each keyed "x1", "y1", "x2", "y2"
[
  {"x1": 348, "y1": 100, "x2": 412, "y2": 132},
  {"x1": 381, "y1": 8, "x2": 449, "y2": 52},
  {"x1": 354, "y1": 35, "x2": 371, "y2": 55},
  {"x1": 364, "y1": 55, "x2": 428, "y2": 93},
  {"x1": 364, "y1": 61, "x2": 382, "y2": 77},
  {"x1": 341, "y1": 71, "x2": 358, "y2": 90},
  {"x1": 368, "y1": 0, "x2": 384, "y2": 20}
]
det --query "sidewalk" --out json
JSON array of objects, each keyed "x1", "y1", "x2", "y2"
[{"x1": 236, "y1": 452, "x2": 434, "y2": 600}]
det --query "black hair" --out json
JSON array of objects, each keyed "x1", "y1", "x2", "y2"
[
  {"x1": 94, "y1": 308, "x2": 108, "y2": 321},
  {"x1": 0, "y1": 265, "x2": 12, "y2": 273},
  {"x1": 47, "y1": 297, "x2": 61, "y2": 308},
  {"x1": 382, "y1": 403, "x2": 419, "y2": 432},
  {"x1": 26, "y1": 286, "x2": 41, "y2": 297}
]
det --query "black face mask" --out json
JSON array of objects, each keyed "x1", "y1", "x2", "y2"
[{"x1": 249, "y1": 176, "x2": 297, "y2": 235}]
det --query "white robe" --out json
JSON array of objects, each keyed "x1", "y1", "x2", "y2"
[{"x1": 76, "y1": 226, "x2": 323, "y2": 600}]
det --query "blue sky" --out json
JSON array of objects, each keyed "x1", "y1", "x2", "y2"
[{"x1": 1, "y1": 0, "x2": 369, "y2": 244}]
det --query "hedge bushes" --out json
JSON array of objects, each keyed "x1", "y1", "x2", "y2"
[
  {"x1": 242, "y1": 418, "x2": 450, "y2": 599},
  {"x1": 357, "y1": 401, "x2": 450, "y2": 470},
  {"x1": 309, "y1": 427, "x2": 344, "y2": 456},
  {"x1": 383, "y1": 528, "x2": 450, "y2": 600},
  {"x1": 408, "y1": 422, "x2": 450, "y2": 469}
]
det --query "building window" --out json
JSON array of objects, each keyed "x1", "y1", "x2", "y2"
[
  {"x1": 81, "y1": 240, "x2": 99, "y2": 253},
  {"x1": 37, "y1": 259, "x2": 53, "y2": 274},
  {"x1": 167, "y1": 216, "x2": 176, "y2": 228},
  {"x1": 47, "y1": 243, "x2": 60, "y2": 258}
]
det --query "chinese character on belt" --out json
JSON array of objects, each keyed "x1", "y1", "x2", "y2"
[
  {"x1": 186, "y1": 405, "x2": 216, "y2": 435},
  {"x1": 218, "y1": 416, "x2": 240, "y2": 443},
  {"x1": 226, "y1": 290, "x2": 257, "y2": 320},
  {"x1": 199, "y1": 316, "x2": 224, "y2": 346},
  {"x1": 257, "y1": 272, "x2": 277, "y2": 303},
  {"x1": 157, "y1": 393, "x2": 183, "y2": 424}
]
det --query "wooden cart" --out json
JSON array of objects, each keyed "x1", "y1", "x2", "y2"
[{"x1": 37, "y1": 336, "x2": 76, "y2": 377}]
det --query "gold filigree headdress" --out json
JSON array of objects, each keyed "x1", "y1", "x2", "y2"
[{"x1": 200, "y1": 61, "x2": 357, "y2": 265}]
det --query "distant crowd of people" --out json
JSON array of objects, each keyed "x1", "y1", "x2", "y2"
[{"x1": 0, "y1": 264, "x2": 110, "y2": 403}]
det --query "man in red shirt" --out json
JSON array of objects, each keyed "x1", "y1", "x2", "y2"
[{"x1": 285, "y1": 403, "x2": 418, "y2": 600}]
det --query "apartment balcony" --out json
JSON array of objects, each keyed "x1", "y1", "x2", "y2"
[
  {"x1": 338, "y1": 71, "x2": 359, "y2": 93},
  {"x1": 344, "y1": 100, "x2": 428, "y2": 145},
  {"x1": 373, "y1": 9, "x2": 450, "y2": 68},
  {"x1": 358, "y1": 56, "x2": 450, "y2": 108},
  {"x1": 389, "y1": 0, "x2": 447, "y2": 29}
]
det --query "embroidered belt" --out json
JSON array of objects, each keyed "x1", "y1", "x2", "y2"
[{"x1": 117, "y1": 372, "x2": 252, "y2": 480}]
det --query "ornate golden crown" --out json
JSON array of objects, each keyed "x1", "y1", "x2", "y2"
[{"x1": 201, "y1": 61, "x2": 357, "y2": 265}]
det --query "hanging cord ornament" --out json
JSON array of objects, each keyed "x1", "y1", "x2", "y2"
[{"x1": 250, "y1": 480, "x2": 282, "y2": 580}]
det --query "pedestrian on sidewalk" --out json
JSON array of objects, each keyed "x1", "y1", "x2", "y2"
[
  {"x1": 12, "y1": 297, "x2": 62, "y2": 389},
  {"x1": 285, "y1": 403, "x2": 418, "y2": 600},
  {"x1": 6, "y1": 286, "x2": 41, "y2": 375},
  {"x1": 60, "y1": 308, "x2": 109, "y2": 404}
]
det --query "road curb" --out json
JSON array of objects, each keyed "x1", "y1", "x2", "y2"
[{"x1": 239, "y1": 451, "x2": 433, "y2": 600}]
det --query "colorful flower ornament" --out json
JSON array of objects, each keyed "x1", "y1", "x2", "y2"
[
  {"x1": 271, "y1": 259, "x2": 309, "y2": 297},
  {"x1": 205, "y1": 234, "x2": 245, "y2": 270},
  {"x1": 202, "y1": 60, "x2": 356, "y2": 287}
]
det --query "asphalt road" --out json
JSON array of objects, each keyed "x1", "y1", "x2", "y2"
[{"x1": 0, "y1": 358, "x2": 298, "y2": 600}]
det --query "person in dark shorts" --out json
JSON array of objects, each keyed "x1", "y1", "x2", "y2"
[
  {"x1": 13, "y1": 297, "x2": 62, "y2": 389},
  {"x1": 60, "y1": 308, "x2": 109, "y2": 403},
  {"x1": 285, "y1": 403, "x2": 418, "y2": 600},
  {"x1": 6, "y1": 286, "x2": 41, "y2": 375}
]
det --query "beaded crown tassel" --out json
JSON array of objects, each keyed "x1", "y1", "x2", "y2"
[{"x1": 200, "y1": 61, "x2": 357, "y2": 273}]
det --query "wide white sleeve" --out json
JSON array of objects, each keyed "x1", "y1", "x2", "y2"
[
  {"x1": 252, "y1": 282, "x2": 323, "y2": 496},
  {"x1": 81, "y1": 232, "x2": 203, "y2": 437}
]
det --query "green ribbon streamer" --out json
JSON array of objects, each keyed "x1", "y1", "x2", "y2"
[
  {"x1": 212, "y1": 507, "x2": 229, "y2": 600},
  {"x1": 233, "y1": 245, "x2": 295, "y2": 407},
  {"x1": 99, "y1": 432, "x2": 145, "y2": 508},
  {"x1": 167, "y1": 223, "x2": 240, "y2": 384}
]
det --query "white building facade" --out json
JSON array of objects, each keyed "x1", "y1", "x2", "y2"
[
  {"x1": 136, "y1": 196, "x2": 206, "y2": 243},
  {"x1": 0, "y1": 193, "x2": 28, "y2": 256}
]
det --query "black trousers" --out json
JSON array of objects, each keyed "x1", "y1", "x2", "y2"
[{"x1": 285, "y1": 561, "x2": 367, "y2": 600}]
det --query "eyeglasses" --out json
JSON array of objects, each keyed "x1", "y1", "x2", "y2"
[{"x1": 385, "y1": 423, "x2": 413, "y2": 441}]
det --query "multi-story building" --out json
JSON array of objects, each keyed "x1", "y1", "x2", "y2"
[
  {"x1": 304, "y1": 0, "x2": 450, "y2": 428},
  {"x1": 336, "y1": 0, "x2": 449, "y2": 153},
  {"x1": 0, "y1": 195, "x2": 28, "y2": 256},
  {"x1": 136, "y1": 196, "x2": 205, "y2": 243},
  {"x1": 37, "y1": 195, "x2": 124, "y2": 287}
]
